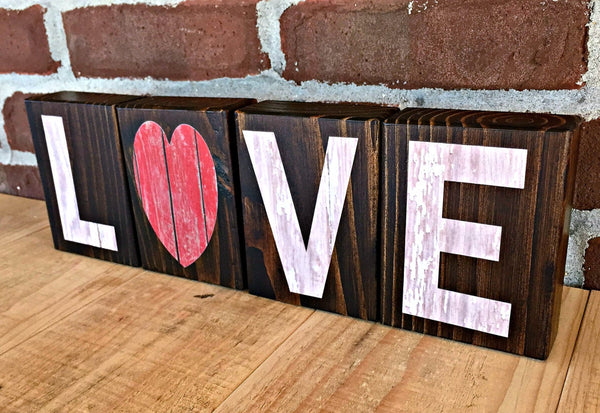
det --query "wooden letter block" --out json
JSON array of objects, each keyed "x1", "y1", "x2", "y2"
[
  {"x1": 26, "y1": 92, "x2": 140, "y2": 266},
  {"x1": 117, "y1": 97, "x2": 253, "y2": 289},
  {"x1": 381, "y1": 109, "x2": 581, "y2": 359},
  {"x1": 236, "y1": 101, "x2": 398, "y2": 320}
]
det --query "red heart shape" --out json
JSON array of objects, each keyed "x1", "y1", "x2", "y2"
[{"x1": 132, "y1": 121, "x2": 218, "y2": 267}]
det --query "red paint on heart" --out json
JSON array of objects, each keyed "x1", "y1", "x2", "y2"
[{"x1": 132, "y1": 121, "x2": 218, "y2": 267}]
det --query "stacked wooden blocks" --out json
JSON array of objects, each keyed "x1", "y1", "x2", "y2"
[{"x1": 26, "y1": 93, "x2": 580, "y2": 359}]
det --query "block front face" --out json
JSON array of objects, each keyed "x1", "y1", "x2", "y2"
[
  {"x1": 382, "y1": 109, "x2": 580, "y2": 359},
  {"x1": 25, "y1": 92, "x2": 140, "y2": 266},
  {"x1": 118, "y1": 97, "x2": 253, "y2": 289},
  {"x1": 237, "y1": 101, "x2": 398, "y2": 321}
]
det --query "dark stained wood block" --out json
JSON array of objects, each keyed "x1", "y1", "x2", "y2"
[
  {"x1": 117, "y1": 97, "x2": 253, "y2": 289},
  {"x1": 25, "y1": 92, "x2": 140, "y2": 266},
  {"x1": 381, "y1": 109, "x2": 581, "y2": 359},
  {"x1": 236, "y1": 101, "x2": 398, "y2": 321}
]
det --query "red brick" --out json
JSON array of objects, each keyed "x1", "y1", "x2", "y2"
[
  {"x1": 0, "y1": 6, "x2": 59, "y2": 74},
  {"x1": 63, "y1": 1, "x2": 269, "y2": 80},
  {"x1": 281, "y1": 0, "x2": 589, "y2": 90},
  {"x1": 573, "y1": 120, "x2": 600, "y2": 210},
  {"x1": 584, "y1": 237, "x2": 600, "y2": 290},
  {"x1": 0, "y1": 164, "x2": 43, "y2": 200},
  {"x1": 3, "y1": 92, "x2": 34, "y2": 153}
]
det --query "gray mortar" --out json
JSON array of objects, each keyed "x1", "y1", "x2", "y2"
[
  {"x1": 0, "y1": 0, "x2": 599, "y2": 286},
  {"x1": 257, "y1": 0, "x2": 305, "y2": 74},
  {"x1": 566, "y1": 209, "x2": 600, "y2": 286}
]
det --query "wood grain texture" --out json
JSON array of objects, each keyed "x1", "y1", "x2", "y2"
[
  {"x1": 236, "y1": 101, "x2": 398, "y2": 320},
  {"x1": 216, "y1": 287, "x2": 588, "y2": 413},
  {"x1": 0, "y1": 194, "x2": 592, "y2": 412},
  {"x1": 0, "y1": 263, "x2": 312, "y2": 411},
  {"x1": 25, "y1": 92, "x2": 140, "y2": 266},
  {"x1": 132, "y1": 121, "x2": 218, "y2": 267},
  {"x1": 41, "y1": 115, "x2": 118, "y2": 251},
  {"x1": 404, "y1": 141, "x2": 528, "y2": 337},
  {"x1": 0, "y1": 193, "x2": 48, "y2": 248},
  {"x1": 0, "y1": 231, "x2": 140, "y2": 357},
  {"x1": 382, "y1": 109, "x2": 581, "y2": 359},
  {"x1": 0, "y1": 194, "x2": 140, "y2": 355},
  {"x1": 118, "y1": 97, "x2": 254, "y2": 289},
  {"x1": 243, "y1": 130, "x2": 358, "y2": 298},
  {"x1": 557, "y1": 291, "x2": 600, "y2": 412}
]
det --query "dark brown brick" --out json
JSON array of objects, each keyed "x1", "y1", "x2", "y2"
[
  {"x1": 3, "y1": 92, "x2": 34, "y2": 153},
  {"x1": 281, "y1": 0, "x2": 589, "y2": 90},
  {"x1": 0, "y1": 164, "x2": 43, "y2": 199},
  {"x1": 0, "y1": 6, "x2": 59, "y2": 74},
  {"x1": 584, "y1": 237, "x2": 600, "y2": 290},
  {"x1": 573, "y1": 120, "x2": 600, "y2": 210},
  {"x1": 63, "y1": 1, "x2": 269, "y2": 80}
]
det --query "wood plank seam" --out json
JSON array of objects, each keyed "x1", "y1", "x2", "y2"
[
  {"x1": 0, "y1": 197, "x2": 589, "y2": 413},
  {"x1": 213, "y1": 307, "x2": 316, "y2": 411},
  {"x1": 556, "y1": 291, "x2": 592, "y2": 409},
  {"x1": 0, "y1": 267, "x2": 145, "y2": 357},
  {"x1": 2, "y1": 224, "x2": 50, "y2": 245},
  {"x1": 212, "y1": 287, "x2": 587, "y2": 412},
  {"x1": 0, "y1": 221, "x2": 50, "y2": 248}
]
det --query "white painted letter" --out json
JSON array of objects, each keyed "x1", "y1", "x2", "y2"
[
  {"x1": 42, "y1": 115, "x2": 118, "y2": 251},
  {"x1": 243, "y1": 130, "x2": 358, "y2": 298},
  {"x1": 403, "y1": 141, "x2": 527, "y2": 337}
]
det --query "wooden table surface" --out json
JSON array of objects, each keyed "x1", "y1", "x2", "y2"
[{"x1": 0, "y1": 193, "x2": 597, "y2": 412}]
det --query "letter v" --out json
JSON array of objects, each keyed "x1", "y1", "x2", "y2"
[{"x1": 243, "y1": 131, "x2": 358, "y2": 298}]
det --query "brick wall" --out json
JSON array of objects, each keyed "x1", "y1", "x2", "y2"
[{"x1": 0, "y1": 0, "x2": 599, "y2": 288}]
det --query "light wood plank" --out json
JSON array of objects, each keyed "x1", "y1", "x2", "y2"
[
  {"x1": 0, "y1": 199, "x2": 142, "y2": 355},
  {"x1": 0, "y1": 227, "x2": 135, "y2": 317},
  {"x1": 0, "y1": 193, "x2": 47, "y2": 221},
  {"x1": 216, "y1": 287, "x2": 587, "y2": 412},
  {"x1": 0, "y1": 194, "x2": 48, "y2": 246},
  {"x1": 0, "y1": 270, "x2": 313, "y2": 412},
  {"x1": 0, "y1": 263, "x2": 141, "y2": 355},
  {"x1": 499, "y1": 287, "x2": 588, "y2": 412},
  {"x1": 0, "y1": 195, "x2": 590, "y2": 412},
  {"x1": 557, "y1": 290, "x2": 600, "y2": 412},
  {"x1": 0, "y1": 226, "x2": 98, "y2": 273}
]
